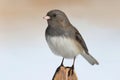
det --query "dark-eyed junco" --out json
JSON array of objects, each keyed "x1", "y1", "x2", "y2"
[{"x1": 44, "y1": 9, "x2": 99, "y2": 69}]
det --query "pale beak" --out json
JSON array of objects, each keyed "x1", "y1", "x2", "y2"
[{"x1": 43, "y1": 16, "x2": 50, "y2": 20}]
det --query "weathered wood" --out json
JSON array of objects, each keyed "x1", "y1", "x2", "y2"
[{"x1": 53, "y1": 66, "x2": 78, "y2": 80}]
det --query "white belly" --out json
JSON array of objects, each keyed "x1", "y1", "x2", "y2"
[{"x1": 46, "y1": 36, "x2": 83, "y2": 58}]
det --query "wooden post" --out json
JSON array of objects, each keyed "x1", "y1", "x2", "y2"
[{"x1": 52, "y1": 66, "x2": 78, "y2": 80}]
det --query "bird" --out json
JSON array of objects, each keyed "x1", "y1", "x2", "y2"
[{"x1": 44, "y1": 9, "x2": 99, "y2": 70}]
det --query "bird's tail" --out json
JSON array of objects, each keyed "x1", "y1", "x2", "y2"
[{"x1": 81, "y1": 52, "x2": 99, "y2": 65}]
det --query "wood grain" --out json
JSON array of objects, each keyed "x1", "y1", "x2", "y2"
[{"x1": 53, "y1": 66, "x2": 78, "y2": 80}]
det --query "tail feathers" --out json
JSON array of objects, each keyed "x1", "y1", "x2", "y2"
[{"x1": 81, "y1": 53, "x2": 99, "y2": 65}]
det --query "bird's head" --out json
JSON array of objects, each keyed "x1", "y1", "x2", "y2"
[{"x1": 43, "y1": 9, "x2": 71, "y2": 27}]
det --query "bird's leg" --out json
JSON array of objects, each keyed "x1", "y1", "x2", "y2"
[
  {"x1": 71, "y1": 56, "x2": 76, "y2": 70},
  {"x1": 55, "y1": 58, "x2": 64, "y2": 73},
  {"x1": 68, "y1": 56, "x2": 76, "y2": 76},
  {"x1": 60, "y1": 58, "x2": 64, "y2": 66},
  {"x1": 52, "y1": 58, "x2": 64, "y2": 80}
]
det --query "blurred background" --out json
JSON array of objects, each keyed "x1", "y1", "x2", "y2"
[{"x1": 0, "y1": 0, "x2": 120, "y2": 80}]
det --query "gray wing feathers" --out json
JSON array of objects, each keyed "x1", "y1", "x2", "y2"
[
  {"x1": 74, "y1": 28, "x2": 99, "y2": 65},
  {"x1": 76, "y1": 32, "x2": 89, "y2": 54}
]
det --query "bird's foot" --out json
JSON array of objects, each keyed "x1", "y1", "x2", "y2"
[
  {"x1": 68, "y1": 65, "x2": 74, "y2": 76},
  {"x1": 52, "y1": 64, "x2": 64, "y2": 80},
  {"x1": 56, "y1": 63, "x2": 64, "y2": 73}
]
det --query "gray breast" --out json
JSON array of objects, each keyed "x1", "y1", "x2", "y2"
[
  {"x1": 45, "y1": 25, "x2": 76, "y2": 39},
  {"x1": 45, "y1": 26, "x2": 65, "y2": 37}
]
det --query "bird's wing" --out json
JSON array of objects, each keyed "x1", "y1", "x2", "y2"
[{"x1": 74, "y1": 28, "x2": 89, "y2": 54}]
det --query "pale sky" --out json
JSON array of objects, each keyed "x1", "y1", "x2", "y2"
[{"x1": 0, "y1": 0, "x2": 120, "y2": 80}]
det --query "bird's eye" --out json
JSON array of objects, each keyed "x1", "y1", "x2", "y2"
[{"x1": 53, "y1": 14, "x2": 56, "y2": 17}]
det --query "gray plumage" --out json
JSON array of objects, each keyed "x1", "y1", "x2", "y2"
[{"x1": 45, "y1": 9, "x2": 99, "y2": 65}]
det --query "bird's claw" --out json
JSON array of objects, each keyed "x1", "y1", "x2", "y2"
[{"x1": 68, "y1": 65, "x2": 74, "y2": 76}]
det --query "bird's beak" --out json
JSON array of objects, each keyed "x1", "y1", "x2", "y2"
[{"x1": 43, "y1": 16, "x2": 50, "y2": 20}]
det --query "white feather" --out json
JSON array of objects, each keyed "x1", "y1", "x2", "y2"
[{"x1": 46, "y1": 36, "x2": 83, "y2": 58}]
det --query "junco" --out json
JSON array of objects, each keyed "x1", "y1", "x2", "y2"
[{"x1": 44, "y1": 9, "x2": 99, "y2": 69}]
